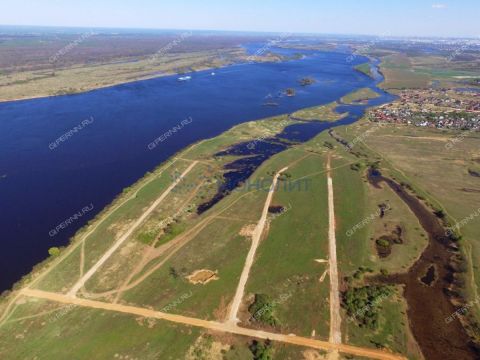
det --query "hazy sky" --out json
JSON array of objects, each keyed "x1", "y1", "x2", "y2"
[{"x1": 1, "y1": 0, "x2": 479, "y2": 37}]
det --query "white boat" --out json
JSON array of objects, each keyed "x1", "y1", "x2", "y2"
[
  {"x1": 211, "y1": 72, "x2": 216, "y2": 76},
  {"x1": 178, "y1": 76, "x2": 191, "y2": 81}
]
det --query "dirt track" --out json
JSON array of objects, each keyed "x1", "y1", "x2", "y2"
[
  {"x1": 20, "y1": 289, "x2": 406, "y2": 360},
  {"x1": 227, "y1": 167, "x2": 289, "y2": 324},
  {"x1": 67, "y1": 161, "x2": 198, "y2": 297},
  {"x1": 327, "y1": 154, "x2": 342, "y2": 359}
]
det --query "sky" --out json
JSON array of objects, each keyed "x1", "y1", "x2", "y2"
[{"x1": 1, "y1": 0, "x2": 479, "y2": 38}]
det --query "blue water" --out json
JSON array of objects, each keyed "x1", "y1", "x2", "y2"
[{"x1": 0, "y1": 48, "x2": 391, "y2": 291}]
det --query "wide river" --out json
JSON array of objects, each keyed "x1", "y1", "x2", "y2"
[{"x1": 0, "y1": 46, "x2": 392, "y2": 291}]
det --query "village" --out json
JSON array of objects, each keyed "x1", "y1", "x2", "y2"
[{"x1": 369, "y1": 89, "x2": 480, "y2": 130}]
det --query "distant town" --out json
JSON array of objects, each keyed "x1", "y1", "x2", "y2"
[{"x1": 369, "y1": 89, "x2": 480, "y2": 130}]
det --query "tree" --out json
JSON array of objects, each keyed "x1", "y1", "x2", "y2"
[
  {"x1": 48, "y1": 247, "x2": 60, "y2": 257},
  {"x1": 250, "y1": 340, "x2": 273, "y2": 360}
]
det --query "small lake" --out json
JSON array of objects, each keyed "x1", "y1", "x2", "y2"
[{"x1": 0, "y1": 46, "x2": 391, "y2": 291}]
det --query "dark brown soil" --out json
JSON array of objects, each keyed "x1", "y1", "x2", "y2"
[
  {"x1": 375, "y1": 237, "x2": 392, "y2": 257},
  {"x1": 375, "y1": 226, "x2": 404, "y2": 258},
  {"x1": 368, "y1": 169, "x2": 478, "y2": 360}
]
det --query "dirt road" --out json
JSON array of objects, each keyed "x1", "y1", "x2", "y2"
[
  {"x1": 227, "y1": 167, "x2": 289, "y2": 325},
  {"x1": 327, "y1": 154, "x2": 342, "y2": 359},
  {"x1": 67, "y1": 161, "x2": 198, "y2": 297},
  {"x1": 20, "y1": 289, "x2": 405, "y2": 360}
]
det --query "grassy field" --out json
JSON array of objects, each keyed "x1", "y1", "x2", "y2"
[
  {"x1": 291, "y1": 101, "x2": 346, "y2": 121},
  {"x1": 355, "y1": 63, "x2": 374, "y2": 78},
  {"x1": 328, "y1": 149, "x2": 428, "y2": 276},
  {"x1": 379, "y1": 53, "x2": 432, "y2": 89},
  {"x1": 331, "y1": 118, "x2": 480, "y2": 345},
  {"x1": 378, "y1": 52, "x2": 480, "y2": 90},
  {"x1": 244, "y1": 149, "x2": 331, "y2": 338}
]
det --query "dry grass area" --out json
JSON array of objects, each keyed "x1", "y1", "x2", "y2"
[{"x1": 0, "y1": 48, "x2": 245, "y2": 102}]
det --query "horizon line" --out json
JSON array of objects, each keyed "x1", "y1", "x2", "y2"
[{"x1": 0, "y1": 23, "x2": 478, "y2": 40}]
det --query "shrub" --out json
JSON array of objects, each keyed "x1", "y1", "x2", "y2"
[
  {"x1": 48, "y1": 247, "x2": 60, "y2": 257},
  {"x1": 248, "y1": 294, "x2": 278, "y2": 327},
  {"x1": 250, "y1": 340, "x2": 273, "y2": 360},
  {"x1": 376, "y1": 239, "x2": 390, "y2": 248},
  {"x1": 323, "y1": 141, "x2": 334, "y2": 149},
  {"x1": 342, "y1": 285, "x2": 394, "y2": 329},
  {"x1": 434, "y1": 209, "x2": 445, "y2": 219}
]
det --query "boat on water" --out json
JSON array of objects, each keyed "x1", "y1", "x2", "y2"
[
  {"x1": 262, "y1": 102, "x2": 280, "y2": 107},
  {"x1": 178, "y1": 76, "x2": 192, "y2": 81}
]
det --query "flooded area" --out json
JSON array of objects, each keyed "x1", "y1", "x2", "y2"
[
  {"x1": 368, "y1": 169, "x2": 478, "y2": 359},
  {"x1": 420, "y1": 265, "x2": 437, "y2": 286}
]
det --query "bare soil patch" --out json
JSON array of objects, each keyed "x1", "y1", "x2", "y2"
[
  {"x1": 239, "y1": 224, "x2": 256, "y2": 238},
  {"x1": 186, "y1": 269, "x2": 219, "y2": 285}
]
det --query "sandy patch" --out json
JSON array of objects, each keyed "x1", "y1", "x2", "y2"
[
  {"x1": 213, "y1": 296, "x2": 228, "y2": 321},
  {"x1": 186, "y1": 269, "x2": 219, "y2": 285},
  {"x1": 107, "y1": 220, "x2": 135, "y2": 239},
  {"x1": 239, "y1": 224, "x2": 256, "y2": 237}
]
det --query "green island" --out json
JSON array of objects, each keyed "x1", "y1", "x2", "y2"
[
  {"x1": 340, "y1": 87, "x2": 380, "y2": 104},
  {"x1": 355, "y1": 62, "x2": 374, "y2": 78}
]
